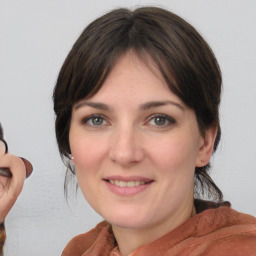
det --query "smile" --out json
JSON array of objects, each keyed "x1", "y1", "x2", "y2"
[
  {"x1": 108, "y1": 180, "x2": 146, "y2": 187},
  {"x1": 103, "y1": 177, "x2": 154, "y2": 196}
]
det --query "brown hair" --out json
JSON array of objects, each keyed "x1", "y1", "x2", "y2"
[
  {"x1": 0, "y1": 124, "x2": 3, "y2": 141},
  {"x1": 53, "y1": 7, "x2": 223, "y2": 201}
]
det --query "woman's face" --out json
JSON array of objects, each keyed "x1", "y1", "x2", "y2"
[{"x1": 69, "y1": 52, "x2": 209, "y2": 234}]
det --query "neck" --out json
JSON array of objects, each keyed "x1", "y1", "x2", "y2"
[{"x1": 112, "y1": 198, "x2": 195, "y2": 256}]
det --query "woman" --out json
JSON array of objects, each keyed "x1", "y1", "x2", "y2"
[
  {"x1": 1, "y1": 6, "x2": 256, "y2": 256},
  {"x1": 53, "y1": 6, "x2": 256, "y2": 256}
]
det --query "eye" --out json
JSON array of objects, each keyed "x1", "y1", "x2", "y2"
[
  {"x1": 147, "y1": 114, "x2": 176, "y2": 127},
  {"x1": 82, "y1": 115, "x2": 107, "y2": 126}
]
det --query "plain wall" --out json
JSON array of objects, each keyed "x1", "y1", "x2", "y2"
[{"x1": 0, "y1": 0, "x2": 255, "y2": 255}]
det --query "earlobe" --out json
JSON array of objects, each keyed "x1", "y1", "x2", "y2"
[
  {"x1": 69, "y1": 154, "x2": 75, "y2": 164},
  {"x1": 196, "y1": 126, "x2": 218, "y2": 167}
]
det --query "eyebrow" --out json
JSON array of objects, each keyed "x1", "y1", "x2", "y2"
[
  {"x1": 140, "y1": 101, "x2": 185, "y2": 111},
  {"x1": 75, "y1": 100, "x2": 184, "y2": 111},
  {"x1": 75, "y1": 101, "x2": 111, "y2": 110}
]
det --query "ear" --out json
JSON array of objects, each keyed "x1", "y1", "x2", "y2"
[
  {"x1": 195, "y1": 126, "x2": 218, "y2": 167},
  {"x1": 69, "y1": 154, "x2": 75, "y2": 164}
]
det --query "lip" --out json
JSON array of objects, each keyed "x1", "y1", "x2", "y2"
[
  {"x1": 104, "y1": 175, "x2": 153, "y2": 182},
  {"x1": 103, "y1": 175, "x2": 154, "y2": 196}
]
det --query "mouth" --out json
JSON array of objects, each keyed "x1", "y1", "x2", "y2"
[
  {"x1": 103, "y1": 176, "x2": 154, "y2": 196},
  {"x1": 105, "y1": 179, "x2": 152, "y2": 187}
]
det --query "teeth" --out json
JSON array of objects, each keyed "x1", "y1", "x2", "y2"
[
  {"x1": 119, "y1": 181, "x2": 126, "y2": 187},
  {"x1": 108, "y1": 180, "x2": 146, "y2": 187},
  {"x1": 127, "y1": 181, "x2": 134, "y2": 187}
]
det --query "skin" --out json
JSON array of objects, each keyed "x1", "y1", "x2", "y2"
[
  {"x1": 69, "y1": 51, "x2": 217, "y2": 256},
  {"x1": 0, "y1": 140, "x2": 26, "y2": 223}
]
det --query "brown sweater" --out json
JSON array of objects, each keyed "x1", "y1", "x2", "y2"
[{"x1": 62, "y1": 201, "x2": 256, "y2": 256}]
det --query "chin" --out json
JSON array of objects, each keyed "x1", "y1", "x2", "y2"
[
  {"x1": 98, "y1": 206, "x2": 154, "y2": 230},
  {"x1": 110, "y1": 217, "x2": 150, "y2": 230}
]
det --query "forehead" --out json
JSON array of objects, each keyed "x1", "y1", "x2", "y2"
[{"x1": 86, "y1": 51, "x2": 181, "y2": 104}]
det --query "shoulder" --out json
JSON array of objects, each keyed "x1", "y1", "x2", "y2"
[
  {"x1": 195, "y1": 199, "x2": 256, "y2": 227},
  {"x1": 61, "y1": 221, "x2": 111, "y2": 256},
  {"x1": 189, "y1": 201, "x2": 256, "y2": 255}
]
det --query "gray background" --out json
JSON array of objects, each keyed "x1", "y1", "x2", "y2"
[{"x1": 0, "y1": 0, "x2": 255, "y2": 255}]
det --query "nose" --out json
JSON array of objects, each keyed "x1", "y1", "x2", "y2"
[{"x1": 109, "y1": 124, "x2": 144, "y2": 166}]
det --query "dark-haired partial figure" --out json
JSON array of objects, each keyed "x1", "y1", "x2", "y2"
[{"x1": 52, "y1": 7, "x2": 256, "y2": 256}]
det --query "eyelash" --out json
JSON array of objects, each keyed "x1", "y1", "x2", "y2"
[
  {"x1": 80, "y1": 114, "x2": 176, "y2": 128},
  {"x1": 81, "y1": 114, "x2": 108, "y2": 127},
  {"x1": 146, "y1": 114, "x2": 176, "y2": 128}
]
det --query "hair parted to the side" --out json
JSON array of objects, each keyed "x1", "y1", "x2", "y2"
[{"x1": 53, "y1": 7, "x2": 223, "y2": 201}]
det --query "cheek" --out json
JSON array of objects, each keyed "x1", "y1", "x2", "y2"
[
  {"x1": 151, "y1": 137, "x2": 197, "y2": 197},
  {"x1": 149, "y1": 135, "x2": 198, "y2": 171},
  {"x1": 70, "y1": 134, "x2": 108, "y2": 174}
]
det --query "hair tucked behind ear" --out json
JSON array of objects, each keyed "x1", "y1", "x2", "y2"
[{"x1": 194, "y1": 127, "x2": 223, "y2": 201}]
